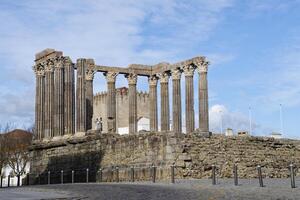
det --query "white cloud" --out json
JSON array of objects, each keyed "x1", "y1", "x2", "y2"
[
  {"x1": 0, "y1": 0, "x2": 234, "y2": 126},
  {"x1": 209, "y1": 104, "x2": 258, "y2": 134},
  {"x1": 0, "y1": 90, "x2": 35, "y2": 127}
]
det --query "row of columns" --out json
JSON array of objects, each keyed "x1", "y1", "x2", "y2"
[
  {"x1": 103, "y1": 61, "x2": 209, "y2": 135},
  {"x1": 34, "y1": 57, "x2": 95, "y2": 140},
  {"x1": 34, "y1": 54, "x2": 209, "y2": 139}
]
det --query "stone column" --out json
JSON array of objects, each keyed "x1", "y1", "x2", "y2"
[
  {"x1": 105, "y1": 72, "x2": 118, "y2": 133},
  {"x1": 160, "y1": 72, "x2": 170, "y2": 131},
  {"x1": 33, "y1": 64, "x2": 45, "y2": 140},
  {"x1": 198, "y1": 60, "x2": 209, "y2": 133},
  {"x1": 76, "y1": 59, "x2": 87, "y2": 133},
  {"x1": 183, "y1": 65, "x2": 195, "y2": 134},
  {"x1": 148, "y1": 75, "x2": 158, "y2": 132},
  {"x1": 64, "y1": 57, "x2": 75, "y2": 135},
  {"x1": 172, "y1": 69, "x2": 182, "y2": 134},
  {"x1": 44, "y1": 59, "x2": 55, "y2": 138},
  {"x1": 126, "y1": 73, "x2": 138, "y2": 134},
  {"x1": 85, "y1": 59, "x2": 95, "y2": 131},
  {"x1": 54, "y1": 57, "x2": 65, "y2": 137}
]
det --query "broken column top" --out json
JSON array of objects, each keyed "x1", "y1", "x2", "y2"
[{"x1": 35, "y1": 48, "x2": 63, "y2": 63}]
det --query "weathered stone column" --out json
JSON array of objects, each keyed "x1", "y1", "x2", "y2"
[
  {"x1": 183, "y1": 65, "x2": 195, "y2": 134},
  {"x1": 105, "y1": 72, "x2": 118, "y2": 133},
  {"x1": 160, "y1": 72, "x2": 170, "y2": 131},
  {"x1": 126, "y1": 73, "x2": 138, "y2": 134},
  {"x1": 64, "y1": 57, "x2": 75, "y2": 135},
  {"x1": 85, "y1": 59, "x2": 95, "y2": 131},
  {"x1": 172, "y1": 69, "x2": 182, "y2": 134},
  {"x1": 33, "y1": 64, "x2": 45, "y2": 140},
  {"x1": 44, "y1": 59, "x2": 54, "y2": 138},
  {"x1": 76, "y1": 59, "x2": 87, "y2": 133},
  {"x1": 148, "y1": 75, "x2": 158, "y2": 132},
  {"x1": 198, "y1": 60, "x2": 209, "y2": 133},
  {"x1": 54, "y1": 57, "x2": 65, "y2": 137}
]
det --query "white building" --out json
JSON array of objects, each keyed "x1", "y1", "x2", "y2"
[
  {"x1": 1, "y1": 163, "x2": 30, "y2": 187},
  {"x1": 269, "y1": 132, "x2": 283, "y2": 139},
  {"x1": 118, "y1": 117, "x2": 150, "y2": 134},
  {"x1": 0, "y1": 129, "x2": 32, "y2": 187},
  {"x1": 225, "y1": 128, "x2": 234, "y2": 136}
]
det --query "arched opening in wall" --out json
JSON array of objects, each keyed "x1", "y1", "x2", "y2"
[{"x1": 137, "y1": 116, "x2": 150, "y2": 133}]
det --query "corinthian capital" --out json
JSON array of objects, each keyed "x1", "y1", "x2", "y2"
[
  {"x1": 196, "y1": 60, "x2": 209, "y2": 73},
  {"x1": 158, "y1": 72, "x2": 169, "y2": 83},
  {"x1": 44, "y1": 59, "x2": 55, "y2": 73},
  {"x1": 183, "y1": 64, "x2": 195, "y2": 77},
  {"x1": 125, "y1": 73, "x2": 137, "y2": 85},
  {"x1": 55, "y1": 56, "x2": 65, "y2": 69},
  {"x1": 148, "y1": 75, "x2": 158, "y2": 86},
  {"x1": 171, "y1": 68, "x2": 182, "y2": 80},
  {"x1": 86, "y1": 68, "x2": 95, "y2": 81},
  {"x1": 33, "y1": 63, "x2": 45, "y2": 76},
  {"x1": 64, "y1": 56, "x2": 73, "y2": 68},
  {"x1": 104, "y1": 71, "x2": 118, "y2": 83}
]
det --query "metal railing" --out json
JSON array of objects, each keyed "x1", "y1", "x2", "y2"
[
  {"x1": 209, "y1": 163, "x2": 297, "y2": 188},
  {"x1": 0, "y1": 164, "x2": 298, "y2": 189}
]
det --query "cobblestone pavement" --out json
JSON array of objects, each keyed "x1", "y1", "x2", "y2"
[{"x1": 1, "y1": 178, "x2": 300, "y2": 200}]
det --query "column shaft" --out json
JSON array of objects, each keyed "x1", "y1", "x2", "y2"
[
  {"x1": 34, "y1": 64, "x2": 45, "y2": 140},
  {"x1": 38, "y1": 75, "x2": 45, "y2": 139},
  {"x1": 76, "y1": 59, "x2": 86, "y2": 133},
  {"x1": 126, "y1": 74, "x2": 137, "y2": 134},
  {"x1": 54, "y1": 58, "x2": 64, "y2": 136},
  {"x1": 149, "y1": 76, "x2": 158, "y2": 132},
  {"x1": 172, "y1": 69, "x2": 182, "y2": 134},
  {"x1": 64, "y1": 58, "x2": 75, "y2": 135},
  {"x1": 184, "y1": 65, "x2": 195, "y2": 133},
  {"x1": 160, "y1": 73, "x2": 170, "y2": 131},
  {"x1": 86, "y1": 79, "x2": 93, "y2": 130},
  {"x1": 85, "y1": 60, "x2": 95, "y2": 131},
  {"x1": 105, "y1": 72, "x2": 118, "y2": 133},
  {"x1": 44, "y1": 61, "x2": 54, "y2": 138},
  {"x1": 199, "y1": 62, "x2": 209, "y2": 133}
]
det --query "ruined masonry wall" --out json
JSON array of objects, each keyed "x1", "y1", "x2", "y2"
[{"x1": 29, "y1": 133, "x2": 300, "y2": 184}]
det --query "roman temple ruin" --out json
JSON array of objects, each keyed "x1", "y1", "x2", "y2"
[
  {"x1": 29, "y1": 49, "x2": 300, "y2": 184},
  {"x1": 33, "y1": 48, "x2": 209, "y2": 139}
]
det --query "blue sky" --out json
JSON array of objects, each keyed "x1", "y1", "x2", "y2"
[{"x1": 0, "y1": 0, "x2": 299, "y2": 138}]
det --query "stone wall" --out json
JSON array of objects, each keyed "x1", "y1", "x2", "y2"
[
  {"x1": 29, "y1": 132, "x2": 300, "y2": 184},
  {"x1": 93, "y1": 87, "x2": 150, "y2": 132}
]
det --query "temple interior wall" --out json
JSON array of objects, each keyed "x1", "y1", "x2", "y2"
[
  {"x1": 92, "y1": 87, "x2": 150, "y2": 133},
  {"x1": 29, "y1": 132, "x2": 300, "y2": 184}
]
